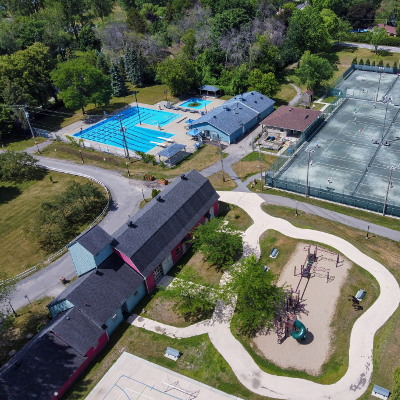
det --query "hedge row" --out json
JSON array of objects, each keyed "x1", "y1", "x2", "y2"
[{"x1": 341, "y1": 33, "x2": 400, "y2": 47}]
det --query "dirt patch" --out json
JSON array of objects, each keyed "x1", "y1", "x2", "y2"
[
  {"x1": 143, "y1": 297, "x2": 191, "y2": 327},
  {"x1": 253, "y1": 243, "x2": 351, "y2": 375}
]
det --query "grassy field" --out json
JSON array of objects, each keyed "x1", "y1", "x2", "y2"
[
  {"x1": 33, "y1": 84, "x2": 178, "y2": 131},
  {"x1": 208, "y1": 170, "x2": 237, "y2": 191},
  {"x1": 233, "y1": 229, "x2": 379, "y2": 384},
  {"x1": 232, "y1": 152, "x2": 277, "y2": 181},
  {"x1": 249, "y1": 180, "x2": 400, "y2": 231},
  {"x1": 39, "y1": 143, "x2": 222, "y2": 180},
  {"x1": 263, "y1": 204, "x2": 400, "y2": 394},
  {"x1": 64, "y1": 325, "x2": 270, "y2": 400},
  {"x1": 0, "y1": 297, "x2": 52, "y2": 366},
  {"x1": 218, "y1": 201, "x2": 254, "y2": 232},
  {"x1": 1, "y1": 137, "x2": 47, "y2": 151},
  {"x1": 273, "y1": 82, "x2": 297, "y2": 107},
  {"x1": 0, "y1": 172, "x2": 107, "y2": 276}
]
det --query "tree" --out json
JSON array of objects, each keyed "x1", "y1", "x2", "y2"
[
  {"x1": 248, "y1": 69, "x2": 280, "y2": 97},
  {"x1": 219, "y1": 64, "x2": 249, "y2": 95},
  {"x1": 87, "y1": 0, "x2": 114, "y2": 21},
  {"x1": 296, "y1": 51, "x2": 334, "y2": 90},
  {"x1": 370, "y1": 27, "x2": 388, "y2": 52},
  {"x1": 192, "y1": 217, "x2": 242, "y2": 270},
  {"x1": 0, "y1": 151, "x2": 44, "y2": 182},
  {"x1": 110, "y1": 63, "x2": 127, "y2": 97},
  {"x1": 160, "y1": 269, "x2": 216, "y2": 321},
  {"x1": 182, "y1": 28, "x2": 196, "y2": 58},
  {"x1": 282, "y1": 7, "x2": 330, "y2": 62},
  {"x1": 124, "y1": 46, "x2": 146, "y2": 87},
  {"x1": 221, "y1": 255, "x2": 285, "y2": 336},
  {"x1": 393, "y1": 365, "x2": 400, "y2": 400},
  {"x1": 126, "y1": 7, "x2": 147, "y2": 33},
  {"x1": 156, "y1": 53, "x2": 197, "y2": 96},
  {"x1": 76, "y1": 25, "x2": 101, "y2": 51},
  {"x1": 51, "y1": 58, "x2": 112, "y2": 114},
  {"x1": 30, "y1": 181, "x2": 107, "y2": 251},
  {"x1": 0, "y1": 106, "x2": 15, "y2": 143},
  {"x1": 0, "y1": 42, "x2": 54, "y2": 106}
]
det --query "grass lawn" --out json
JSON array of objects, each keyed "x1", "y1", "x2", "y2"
[
  {"x1": 208, "y1": 170, "x2": 237, "y2": 191},
  {"x1": 273, "y1": 83, "x2": 297, "y2": 107},
  {"x1": 0, "y1": 172, "x2": 107, "y2": 277},
  {"x1": 262, "y1": 205, "x2": 400, "y2": 394},
  {"x1": 233, "y1": 232, "x2": 379, "y2": 384},
  {"x1": 1, "y1": 137, "x2": 47, "y2": 151},
  {"x1": 33, "y1": 84, "x2": 178, "y2": 131},
  {"x1": 249, "y1": 181, "x2": 400, "y2": 231},
  {"x1": 218, "y1": 201, "x2": 253, "y2": 231},
  {"x1": 0, "y1": 297, "x2": 52, "y2": 366},
  {"x1": 64, "y1": 325, "x2": 270, "y2": 400},
  {"x1": 311, "y1": 102, "x2": 325, "y2": 111},
  {"x1": 232, "y1": 152, "x2": 277, "y2": 181},
  {"x1": 38, "y1": 143, "x2": 222, "y2": 180},
  {"x1": 322, "y1": 96, "x2": 338, "y2": 103}
]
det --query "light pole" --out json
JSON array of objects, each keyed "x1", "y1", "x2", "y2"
[
  {"x1": 203, "y1": 95, "x2": 208, "y2": 114},
  {"x1": 126, "y1": 161, "x2": 131, "y2": 177},
  {"x1": 382, "y1": 98, "x2": 390, "y2": 143},
  {"x1": 305, "y1": 149, "x2": 315, "y2": 197},
  {"x1": 23, "y1": 108, "x2": 41, "y2": 154},
  {"x1": 257, "y1": 141, "x2": 263, "y2": 186},
  {"x1": 134, "y1": 91, "x2": 142, "y2": 125},
  {"x1": 117, "y1": 115, "x2": 130, "y2": 160},
  {"x1": 382, "y1": 166, "x2": 396, "y2": 216},
  {"x1": 79, "y1": 150, "x2": 84, "y2": 164}
]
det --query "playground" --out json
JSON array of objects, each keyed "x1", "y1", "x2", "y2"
[
  {"x1": 253, "y1": 243, "x2": 351, "y2": 375},
  {"x1": 271, "y1": 70, "x2": 400, "y2": 216},
  {"x1": 86, "y1": 352, "x2": 241, "y2": 400}
]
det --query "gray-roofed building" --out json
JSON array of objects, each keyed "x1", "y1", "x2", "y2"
[
  {"x1": 112, "y1": 170, "x2": 219, "y2": 292},
  {"x1": 49, "y1": 254, "x2": 146, "y2": 336},
  {"x1": 189, "y1": 91, "x2": 275, "y2": 143},
  {"x1": 49, "y1": 307, "x2": 107, "y2": 357},
  {"x1": 199, "y1": 85, "x2": 222, "y2": 97},
  {"x1": 68, "y1": 225, "x2": 113, "y2": 276},
  {"x1": 0, "y1": 332, "x2": 88, "y2": 400}
]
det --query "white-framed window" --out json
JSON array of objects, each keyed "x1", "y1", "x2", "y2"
[{"x1": 175, "y1": 247, "x2": 181, "y2": 256}]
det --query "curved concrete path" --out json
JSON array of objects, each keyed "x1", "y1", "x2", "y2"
[{"x1": 129, "y1": 191, "x2": 400, "y2": 400}]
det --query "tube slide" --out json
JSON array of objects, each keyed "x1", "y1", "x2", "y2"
[{"x1": 291, "y1": 319, "x2": 307, "y2": 340}]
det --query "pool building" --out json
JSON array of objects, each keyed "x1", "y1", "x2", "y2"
[{"x1": 189, "y1": 91, "x2": 275, "y2": 144}]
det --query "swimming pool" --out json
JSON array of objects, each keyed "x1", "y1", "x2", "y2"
[
  {"x1": 180, "y1": 98, "x2": 212, "y2": 109},
  {"x1": 73, "y1": 107, "x2": 180, "y2": 153}
]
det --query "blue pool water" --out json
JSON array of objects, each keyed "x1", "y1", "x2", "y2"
[
  {"x1": 180, "y1": 98, "x2": 212, "y2": 109},
  {"x1": 73, "y1": 107, "x2": 181, "y2": 153}
]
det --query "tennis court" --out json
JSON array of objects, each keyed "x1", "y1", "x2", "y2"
[
  {"x1": 272, "y1": 70, "x2": 400, "y2": 215},
  {"x1": 86, "y1": 352, "x2": 242, "y2": 400},
  {"x1": 74, "y1": 107, "x2": 180, "y2": 153}
]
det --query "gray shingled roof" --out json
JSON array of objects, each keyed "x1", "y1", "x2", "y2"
[
  {"x1": 53, "y1": 254, "x2": 144, "y2": 326},
  {"x1": 224, "y1": 91, "x2": 275, "y2": 114},
  {"x1": 72, "y1": 225, "x2": 113, "y2": 255},
  {"x1": 199, "y1": 85, "x2": 220, "y2": 92},
  {"x1": 190, "y1": 101, "x2": 257, "y2": 136},
  {"x1": 113, "y1": 170, "x2": 219, "y2": 278},
  {"x1": 0, "y1": 332, "x2": 86, "y2": 400},
  {"x1": 49, "y1": 307, "x2": 104, "y2": 356},
  {"x1": 190, "y1": 91, "x2": 274, "y2": 136}
]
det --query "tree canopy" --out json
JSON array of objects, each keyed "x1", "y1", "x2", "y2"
[
  {"x1": 192, "y1": 217, "x2": 242, "y2": 270},
  {"x1": 51, "y1": 58, "x2": 112, "y2": 114},
  {"x1": 221, "y1": 255, "x2": 285, "y2": 336},
  {"x1": 296, "y1": 50, "x2": 334, "y2": 90},
  {"x1": 0, "y1": 151, "x2": 44, "y2": 182}
]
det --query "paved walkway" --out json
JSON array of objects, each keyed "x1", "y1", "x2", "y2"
[
  {"x1": 289, "y1": 83, "x2": 302, "y2": 106},
  {"x1": 129, "y1": 191, "x2": 400, "y2": 400},
  {"x1": 337, "y1": 41, "x2": 400, "y2": 54}
]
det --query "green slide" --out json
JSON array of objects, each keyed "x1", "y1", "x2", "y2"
[{"x1": 291, "y1": 319, "x2": 307, "y2": 340}]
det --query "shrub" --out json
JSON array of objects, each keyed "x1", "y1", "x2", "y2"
[
  {"x1": 386, "y1": 62, "x2": 391, "y2": 68},
  {"x1": 351, "y1": 57, "x2": 358, "y2": 64},
  {"x1": 394, "y1": 61, "x2": 398, "y2": 69},
  {"x1": 365, "y1": 59, "x2": 370, "y2": 66},
  {"x1": 372, "y1": 61, "x2": 376, "y2": 66},
  {"x1": 359, "y1": 59, "x2": 364, "y2": 65},
  {"x1": 151, "y1": 189, "x2": 160, "y2": 198},
  {"x1": 378, "y1": 59, "x2": 384, "y2": 66}
]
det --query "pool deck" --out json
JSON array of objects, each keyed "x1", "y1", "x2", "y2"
[{"x1": 53, "y1": 97, "x2": 227, "y2": 156}]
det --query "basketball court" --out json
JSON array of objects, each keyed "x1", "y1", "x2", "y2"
[
  {"x1": 86, "y1": 352, "x2": 242, "y2": 400},
  {"x1": 273, "y1": 70, "x2": 400, "y2": 215}
]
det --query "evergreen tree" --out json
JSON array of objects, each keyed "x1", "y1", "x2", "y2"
[
  {"x1": 110, "y1": 63, "x2": 127, "y2": 97},
  {"x1": 126, "y1": 7, "x2": 147, "y2": 33},
  {"x1": 124, "y1": 47, "x2": 145, "y2": 87},
  {"x1": 96, "y1": 51, "x2": 110, "y2": 75}
]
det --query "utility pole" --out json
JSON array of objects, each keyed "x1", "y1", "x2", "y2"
[
  {"x1": 117, "y1": 115, "x2": 130, "y2": 160},
  {"x1": 23, "y1": 107, "x2": 41, "y2": 154},
  {"x1": 216, "y1": 134, "x2": 226, "y2": 182},
  {"x1": 382, "y1": 166, "x2": 396, "y2": 216},
  {"x1": 79, "y1": 150, "x2": 84, "y2": 164},
  {"x1": 134, "y1": 91, "x2": 142, "y2": 125},
  {"x1": 305, "y1": 149, "x2": 315, "y2": 197}
]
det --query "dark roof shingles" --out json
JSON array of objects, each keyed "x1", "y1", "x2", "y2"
[{"x1": 72, "y1": 225, "x2": 113, "y2": 255}]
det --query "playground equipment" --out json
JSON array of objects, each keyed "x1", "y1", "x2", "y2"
[{"x1": 291, "y1": 319, "x2": 307, "y2": 340}]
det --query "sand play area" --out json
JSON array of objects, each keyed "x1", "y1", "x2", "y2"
[{"x1": 253, "y1": 243, "x2": 351, "y2": 375}]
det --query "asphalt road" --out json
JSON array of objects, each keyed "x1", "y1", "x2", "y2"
[{"x1": 338, "y1": 41, "x2": 400, "y2": 53}]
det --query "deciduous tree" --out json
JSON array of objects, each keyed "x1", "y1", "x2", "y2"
[
  {"x1": 192, "y1": 217, "x2": 242, "y2": 270},
  {"x1": 370, "y1": 27, "x2": 388, "y2": 52},
  {"x1": 221, "y1": 255, "x2": 285, "y2": 336},
  {"x1": 296, "y1": 50, "x2": 334, "y2": 90},
  {"x1": 0, "y1": 151, "x2": 43, "y2": 182},
  {"x1": 51, "y1": 58, "x2": 112, "y2": 114},
  {"x1": 248, "y1": 69, "x2": 280, "y2": 97}
]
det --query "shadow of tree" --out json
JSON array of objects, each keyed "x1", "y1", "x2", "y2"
[{"x1": 0, "y1": 186, "x2": 21, "y2": 205}]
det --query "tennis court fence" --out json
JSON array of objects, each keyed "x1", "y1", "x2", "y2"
[{"x1": 264, "y1": 177, "x2": 400, "y2": 218}]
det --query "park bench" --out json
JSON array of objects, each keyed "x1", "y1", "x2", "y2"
[
  {"x1": 164, "y1": 347, "x2": 181, "y2": 361},
  {"x1": 270, "y1": 248, "x2": 279, "y2": 259},
  {"x1": 355, "y1": 289, "x2": 366, "y2": 301}
]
